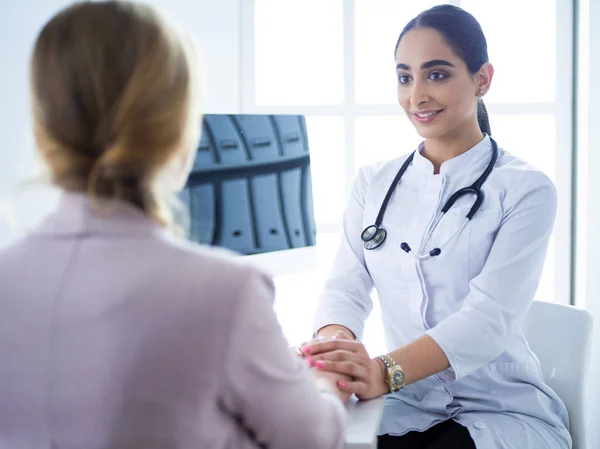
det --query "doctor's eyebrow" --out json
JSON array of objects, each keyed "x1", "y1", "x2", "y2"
[{"x1": 396, "y1": 60, "x2": 457, "y2": 71}]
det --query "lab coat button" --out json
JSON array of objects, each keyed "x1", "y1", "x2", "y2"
[{"x1": 474, "y1": 421, "x2": 486, "y2": 430}]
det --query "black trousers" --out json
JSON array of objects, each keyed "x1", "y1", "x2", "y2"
[{"x1": 378, "y1": 419, "x2": 476, "y2": 449}]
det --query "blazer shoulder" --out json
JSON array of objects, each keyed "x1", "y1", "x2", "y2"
[{"x1": 157, "y1": 236, "x2": 275, "y2": 304}]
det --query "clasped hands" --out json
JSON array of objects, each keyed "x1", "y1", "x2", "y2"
[{"x1": 298, "y1": 331, "x2": 388, "y2": 401}]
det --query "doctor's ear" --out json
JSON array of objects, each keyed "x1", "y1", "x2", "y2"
[{"x1": 475, "y1": 62, "x2": 494, "y2": 96}]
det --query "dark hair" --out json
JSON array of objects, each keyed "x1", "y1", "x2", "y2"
[{"x1": 395, "y1": 5, "x2": 491, "y2": 136}]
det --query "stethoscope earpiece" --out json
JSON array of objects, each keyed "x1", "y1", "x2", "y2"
[
  {"x1": 429, "y1": 248, "x2": 441, "y2": 257},
  {"x1": 401, "y1": 242, "x2": 441, "y2": 259}
]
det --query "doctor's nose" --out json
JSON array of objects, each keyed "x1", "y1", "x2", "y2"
[{"x1": 409, "y1": 82, "x2": 431, "y2": 108}]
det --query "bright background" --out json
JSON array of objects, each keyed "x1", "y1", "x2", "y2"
[{"x1": 1, "y1": 0, "x2": 599, "y2": 445}]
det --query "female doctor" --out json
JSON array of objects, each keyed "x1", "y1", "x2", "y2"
[{"x1": 303, "y1": 5, "x2": 571, "y2": 449}]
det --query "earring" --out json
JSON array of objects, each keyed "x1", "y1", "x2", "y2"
[{"x1": 478, "y1": 89, "x2": 484, "y2": 96}]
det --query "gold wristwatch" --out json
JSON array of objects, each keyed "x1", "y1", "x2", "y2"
[{"x1": 376, "y1": 354, "x2": 405, "y2": 393}]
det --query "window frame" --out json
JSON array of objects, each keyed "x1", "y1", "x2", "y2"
[{"x1": 241, "y1": 0, "x2": 575, "y2": 305}]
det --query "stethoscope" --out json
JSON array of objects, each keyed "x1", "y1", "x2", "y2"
[{"x1": 361, "y1": 137, "x2": 499, "y2": 259}]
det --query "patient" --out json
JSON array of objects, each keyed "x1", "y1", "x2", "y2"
[{"x1": 0, "y1": 2, "x2": 347, "y2": 448}]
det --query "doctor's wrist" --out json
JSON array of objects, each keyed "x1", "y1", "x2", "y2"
[
  {"x1": 314, "y1": 325, "x2": 356, "y2": 341},
  {"x1": 374, "y1": 354, "x2": 406, "y2": 395},
  {"x1": 373, "y1": 357, "x2": 389, "y2": 396}
]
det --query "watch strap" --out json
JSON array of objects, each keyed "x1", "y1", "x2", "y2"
[{"x1": 376, "y1": 354, "x2": 405, "y2": 393}]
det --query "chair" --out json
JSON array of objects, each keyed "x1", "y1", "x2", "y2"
[{"x1": 522, "y1": 301, "x2": 593, "y2": 449}]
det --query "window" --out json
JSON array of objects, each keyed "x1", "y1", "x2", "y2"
[
  {"x1": 354, "y1": 0, "x2": 446, "y2": 104},
  {"x1": 243, "y1": 0, "x2": 574, "y2": 346},
  {"x1": 305, "y1": 117, "x2": 346, "y2": 223},
  {"x1": 253, "y1": 1, "x2": 345, "y2": 105}
]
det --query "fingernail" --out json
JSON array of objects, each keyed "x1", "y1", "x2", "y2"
[
  {"x1": 316, "y1": 360, "x2": 325, "y2": 369},
  {"x1": 303, "y1": 346, "x2": 311, "y2": 354},
  {"x1": 307, "y1": 356, "x2": 314, "y2": 366},
  {"x1": 338, "y1": 381, "x2": 347, "y2": 388}
]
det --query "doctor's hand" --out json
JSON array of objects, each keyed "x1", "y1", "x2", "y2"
[{"x1": 304, "y1": 339, "x2": 389, "y2": 401}]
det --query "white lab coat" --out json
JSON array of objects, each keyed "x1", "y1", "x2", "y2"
[{"x1": 314, "y1": 135, "x2": 571, "y2": 448}]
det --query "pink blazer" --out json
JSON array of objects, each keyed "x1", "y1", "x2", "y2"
[{"x1": 0, "y1": 192, "x2": 346, "y2": 449}]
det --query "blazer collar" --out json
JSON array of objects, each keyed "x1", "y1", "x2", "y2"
[{"x1": 32, "y1": 192, "x2": 171, "y2": 239}]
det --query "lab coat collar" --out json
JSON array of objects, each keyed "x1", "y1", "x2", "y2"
[
  {"x1": 32, "y1": 191, "x2": 170, "y2": 239},
  {"x1": 413, "y1": 134, "x2": 492, "y2": 177}
]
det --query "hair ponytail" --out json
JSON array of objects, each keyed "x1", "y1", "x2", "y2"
[
  {"x1": 30, "y1": 1, "x2": 199, "y2": 229},
  {"x1": 477, "y1": 98, "x2": 491, "y2": 136}
]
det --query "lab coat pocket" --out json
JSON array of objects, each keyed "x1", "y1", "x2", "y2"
[
  {"x1": 398, "y1": 376, "x2": 452, "y2": 413},
  {"x1": 429, "y1": 206, "x2": 502, "y2": 282},
  {"x1": 427, "y1": 207, "x2": 472, "y2": 254},
  {"x1": 487, "y1": 361, "x2": 556, "y2": 415},
  {"x1": 424, "y1": 207, "x2": 474, "y2": 288}
]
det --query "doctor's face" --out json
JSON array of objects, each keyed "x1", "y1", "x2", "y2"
[{"x1": 395, "y1": 27, "x2": 481, "y2": 140}]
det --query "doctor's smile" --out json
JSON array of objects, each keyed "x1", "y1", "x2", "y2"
[{"x1": 410, "y1": 109, "x2": 445, "y2": 123}]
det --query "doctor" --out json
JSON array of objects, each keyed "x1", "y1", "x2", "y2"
[{"x1": 303, "y1": 5, "x2": 571, "y2": 449}]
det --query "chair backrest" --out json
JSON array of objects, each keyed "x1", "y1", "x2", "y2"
[{"x1": 522, "y1": 301, "x2": 593, "y2": 449}]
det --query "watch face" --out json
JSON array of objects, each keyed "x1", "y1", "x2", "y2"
[{"x1": 391, "y1": 367, "x2": 405, "y2": 389}]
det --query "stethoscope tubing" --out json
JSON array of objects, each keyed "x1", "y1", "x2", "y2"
[{"x1": 361, "y1": 137, "x2": 499, "y2": 255}]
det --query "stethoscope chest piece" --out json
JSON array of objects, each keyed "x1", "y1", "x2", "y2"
[{"x1": 362, "y1": 225, "x2": 387, "y2": 250}]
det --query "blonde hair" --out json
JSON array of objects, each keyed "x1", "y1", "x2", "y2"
[{"x1": 30, "y1": 1, "x2": 201, "y2": 228}]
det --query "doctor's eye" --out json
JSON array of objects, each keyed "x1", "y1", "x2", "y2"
[
  {"x1": 428, "y1": 71, "x2": 448, "y2": 82},
  {"x1": 398, "y1": 74, "x2": 412, "y2": 85}
]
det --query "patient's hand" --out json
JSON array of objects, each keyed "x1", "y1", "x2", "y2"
[
  {"x1": 312, "y1": 368, "x2": 353, "y2": 403},
  {"x1": 303, "y1": 332, "x2": 354, "y2": 403}
]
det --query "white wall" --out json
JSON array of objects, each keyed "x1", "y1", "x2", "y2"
[
  {"x1": 0, "y1": 0, "x2": 242, "y2": 248},
  {"x1": 147, "y1": 0, "x2": 241, "y2": 113}
]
